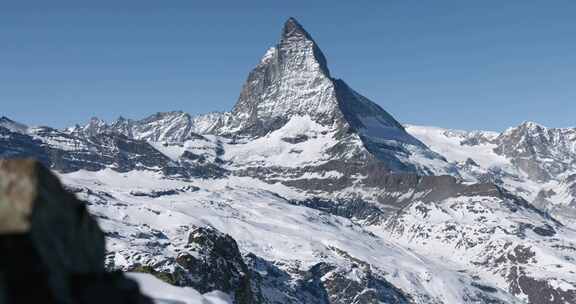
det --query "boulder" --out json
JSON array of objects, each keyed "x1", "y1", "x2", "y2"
[{"x1": 0, "y1": 159, "x2": 151, "y2": 304}]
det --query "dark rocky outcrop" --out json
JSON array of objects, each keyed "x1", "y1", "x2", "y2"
[
  {"x1": 130, "y1": 226, "x2": 263, "y2": 304},
  {"x1": 176, "y1": 226, "x2": 262, "y2": 304},
  {"x1": 245, "y1": 251, "x2": 413, "y2": 304},
  {"x1": 301, "y1": 262, "x2": 411, "y2": 304},
  {"x1": 0, "y1": 159, "x2": 151, "y2": 304}
]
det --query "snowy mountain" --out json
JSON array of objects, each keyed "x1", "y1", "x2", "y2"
[
  {"x1": 1, "y1": 18, "x2": 576, "y2": 304},
  {"x1": 70, "y1": 18, "x2": 455, "y2": 177},
  {"x1": 406, "y1": 123, "x2": 576, "y2": 226}
]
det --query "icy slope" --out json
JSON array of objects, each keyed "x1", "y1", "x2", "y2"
[
  {"x1": 128, "y1": 273, "x2": 232, "y2": 304},
  {"x1": 60, "y1": 169, "x2": 533, "y2": 304},
  {"x1": 381, "y1": 195, "x2": 576, "y2": 303}
]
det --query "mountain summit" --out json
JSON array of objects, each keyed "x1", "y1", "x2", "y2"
[
  {"x1": 223, "y1": 18, "x2": 454, "y2": 175},
  {"x1": 280, "y1": 17, "x2": 330, "y2": 76},
  {"x1": 65, "y1": 18, "x2": 454, "y2": 176},
  {"x1": 228, "y1": 17, "x2": 336, "y2": 135}
]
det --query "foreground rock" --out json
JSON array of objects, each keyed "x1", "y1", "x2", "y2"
[{"x1": 0, "y1": 159, "x2": 152, "y2": 304}]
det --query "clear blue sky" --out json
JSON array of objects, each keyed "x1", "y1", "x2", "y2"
[{"x1": 1, "y1": 1, "x2": 575, "y2": 131}]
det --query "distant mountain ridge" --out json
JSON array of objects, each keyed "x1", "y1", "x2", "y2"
[{"x1": 407, "y1": 122, "x2": 576, "y2": 226}]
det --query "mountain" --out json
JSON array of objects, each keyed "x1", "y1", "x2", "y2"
[
  {"x1": 71, "y1": 18, "x2": 455, "y2": 177},
  {"x1": 68, "y1": 112, "x2": 204, "y2": 142},
  {"x1": 59, "y1": 17, "x2": 461, "y2": 219},
  {"x1": 1, "y1": 18, "x2": 576, "y2": 304},
  {"x1": 495, "y1": 122, "x2": 576, "y2": 182},
  {"x1": 406, "y1": 123, "x2": 576, "y2": 225}
]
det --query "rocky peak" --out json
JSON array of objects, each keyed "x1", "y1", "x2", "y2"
[
  {"x1": 227, "y1": 18, "x2": 413, "y2": 139},
  {"x1": 138, "y1": 111, "x2": 190, "y2": 124},
  {"x1": 109, "y1": 116, "x2": 135, "y2": 138},
  {"x1": 517, "y1": 121, "x2": 544, "y2": 131},
  {"x1": 71, "y1": 111, "x2": 201, "y2": 143},
  {"x1": 0, "y1": 116, "x2": 16, "y2": 125},
  {"x1": 172, "y1": 226, "x2": 262, "y2": 304},
  {"x1": 282, "y1": 17, "x2": 309, "y2": 39},
  {"x1": 494, "y1": 121, "x2": 576, "y2": 181},
  {"x1": 81, "y1": 117, "x2": 110, "y2": 137},
  {"x1": 228, "y1": 17, "x2": 338, "y2": 136},
  {"x1": 127, "y1": 111, "x2": 197, "y2": 142},
  {"x1": 216, "y1": 18, "x2": 455, "y2": 175},
  {"x1": 280, "y1": 17, "x2": 330, "y2": 76},
  {"x1": 0, "y1": 116, "x2": 28, "y2": 134}
]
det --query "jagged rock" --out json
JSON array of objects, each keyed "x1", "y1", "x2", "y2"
[
  {"x1": 301, "y1": 262, "x2": 411, "y2": 304},
  {"x1": 245, "y1": 250, "x2": 414, "y2": 304},
  {"x1": 0, "y1": 159, "x2": 151, "y2": 304},
  {"x1": 494, "y1": 122, "x2": 576, "y2": 182},
  {"x1": 217, "y1": 18, "x2": 454, "y2": 176},
  {"x1": 178, "y1": 227, "x2": 262, "y2": 303},
  {"x1": 129, "y1": 226, "x2": 262, "y2": 304},
  {"x1": 70, "y1": 112, "x2": 208, "y2": 143}
]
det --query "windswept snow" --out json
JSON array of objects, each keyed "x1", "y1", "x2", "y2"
[
  {"x1": 406, "y1": 125, "x2": 507, "y2": 169},
  {"x1": 128, "y1": 272, "x2": 231, "y2": 304},
  {"x1": 58, "y1": 168, "x2": 567, "y2": 303},
  {"x1": 224, "y1": 116, "x2": 341, "y2": 168}
]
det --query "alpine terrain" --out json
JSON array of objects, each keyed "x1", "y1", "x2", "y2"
[{"x1": 1, "y1": 18, "x2": 575, "y2": 304}]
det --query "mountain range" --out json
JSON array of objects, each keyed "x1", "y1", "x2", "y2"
[{"x1": 1, "y1": 18, "x2": 575, "y2": 304}]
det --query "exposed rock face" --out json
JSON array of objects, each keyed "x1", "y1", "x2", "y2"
[
  {"x1": 300, "y1": 258, "x2": 412, "y2": 304},
  {"x1": 0, "y1": 159, "x2": 151, "y2": 304},
  {"x1": 219, "y1": 18, "x2": 453, "y2": 176},
  {"x1": 51, "y1": 18, "x2": 453, "y2": 178},
  {"x1": 70, "y1": 112, "x2": 207, "y2": 143},
  {"x1": 126, "y1": 226, "x2": 262, "y2": 304},
  {"x1": 494, "y1": 122, "x2": 576, "y2": 182},
  {"x1": 246, "y1": 247, "x2": 414, "y2": 304},
  {"x1": 228, "y1": 17, "x2": 337, "y2": 135},
  {"x1": 175, "y1": 227, "x2": 262, "y2": 304},
  {"x1": 0, "y1": 124, "x2": 226, "y2": 179}
]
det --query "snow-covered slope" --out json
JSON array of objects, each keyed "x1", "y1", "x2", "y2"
[
  {"x1": 381, "y1": 195, "x2": 576, "y2": 303},
  {"x1": 61, "y1": 169, "x2": 564, "y2": 304},
  {"x1": 128, "y1": 272, "x2": 232, "y2": 304}
]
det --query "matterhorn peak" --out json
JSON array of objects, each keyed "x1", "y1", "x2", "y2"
[
  {"x1": 220, "y1": 18, "x2": 455, "y2": 175},
  {"x1": 282, "y1": 17, "x2": 312, "y2": 40},
  {"x1": 277, "y1": 17, "x2": 330, "y2": 77}
]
